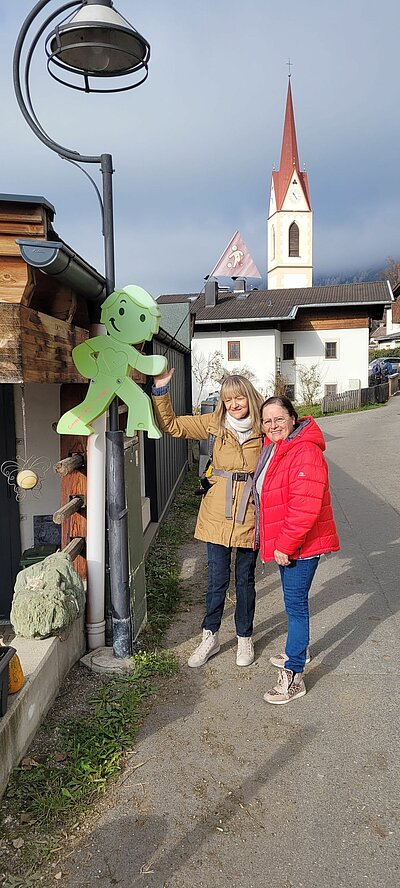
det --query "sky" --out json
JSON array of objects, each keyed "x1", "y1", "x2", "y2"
[{"x1": 1, "y1": 0, "x2": 400, "y2": 298}]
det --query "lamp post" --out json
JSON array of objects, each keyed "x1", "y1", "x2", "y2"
[{"x1": 13, "y1": 0, "x2": 150, "y2": 658}]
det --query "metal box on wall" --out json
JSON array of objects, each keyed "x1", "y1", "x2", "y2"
[{"x1": 125, "y1": 439, "x2": 147, "y2": 640}]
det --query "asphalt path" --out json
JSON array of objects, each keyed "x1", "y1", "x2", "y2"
[{"x1": 63, "y1": 397, "x2": 400, "y2": 888}]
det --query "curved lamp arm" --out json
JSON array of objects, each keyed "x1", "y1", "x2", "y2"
[{"x1": 13, "y1": 0, "x2": 101, "y2": 163}]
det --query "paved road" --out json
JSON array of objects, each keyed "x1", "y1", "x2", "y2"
[{"x1": 64, "y1": 398, "x2": 400, "y2": 888}]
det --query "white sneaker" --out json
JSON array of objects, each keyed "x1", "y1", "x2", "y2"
[
  {"x1": 269, "y1": 646, "x2": 311, "y2": 668},
  {"x1": 236, "y1": 635, "x2": 254, "y2": 667},
  {"x1": 187, "y1": 629, "x2": 220, "y2": 668}
]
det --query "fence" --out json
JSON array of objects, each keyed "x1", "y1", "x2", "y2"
[{"x1": 321, "y1": 382, "x2": 389, "y2": 415}]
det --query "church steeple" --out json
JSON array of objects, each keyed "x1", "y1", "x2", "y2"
[
  {"x1": 267, "y1": 77, "x2": 313, "y2": 289},
  {"x1": 279, "y1": 79, "x2": 300, "y2": 181}
]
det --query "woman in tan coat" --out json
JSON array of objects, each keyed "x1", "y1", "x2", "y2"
[{"x1": 152, "y1": 368, "x2": 263, "y2": 668}]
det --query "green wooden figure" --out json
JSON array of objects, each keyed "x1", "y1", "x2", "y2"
[{"x1": 57, "y1": 284, "x2": 167, "y2": 438}]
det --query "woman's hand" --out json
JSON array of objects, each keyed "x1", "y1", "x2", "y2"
[
  {"x1": 154, "y1": 367, "x2": 175, "y2": 387},
  {"x1": 274, "y1": 549, "x2": 291, "y2": 566}
]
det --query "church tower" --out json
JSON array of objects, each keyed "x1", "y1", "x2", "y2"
[{"x1": 267, "y1": 78, "x2": 312, "y2": 289}]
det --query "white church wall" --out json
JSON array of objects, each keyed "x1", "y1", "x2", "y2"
[{"x1": 14, "y1": 384, "x2": 61, "y2": 552}]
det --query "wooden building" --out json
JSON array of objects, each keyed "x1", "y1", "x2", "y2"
[{"x1": 0, "y1": 194, "x2": 191, "y2": 624}]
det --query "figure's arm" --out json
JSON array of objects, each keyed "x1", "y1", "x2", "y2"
[
  {"x1": 134, "y1": 352, "x2": 167, "y2": 377},
  {"x1": 72, "y1": 339, "x2": 101, "y2": 378}
]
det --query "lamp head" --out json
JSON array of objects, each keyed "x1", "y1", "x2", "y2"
[{"x1": 46, "y1": 0, "x2": 150, "y2": 92}]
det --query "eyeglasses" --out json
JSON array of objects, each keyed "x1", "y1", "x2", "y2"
[{"x1": 262, "y1": 416, "x2": 289, "y2": 428}]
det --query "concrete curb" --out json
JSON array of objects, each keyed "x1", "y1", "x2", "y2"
[{"x1": 0, "y1": 616, "x2": 85, "y2": 798}]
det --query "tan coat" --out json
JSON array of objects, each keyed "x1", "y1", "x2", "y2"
[{"x1": 152, "y1": 393, "x2": 263, "y2": 548}]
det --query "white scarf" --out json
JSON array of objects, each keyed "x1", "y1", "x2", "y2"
[{"x1": 225, "y1": 413, "x2": 253, "y2": 444}]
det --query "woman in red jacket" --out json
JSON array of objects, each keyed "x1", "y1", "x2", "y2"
[{"x1": 253, "y1": 396, "x2": 340, "y2": 705}]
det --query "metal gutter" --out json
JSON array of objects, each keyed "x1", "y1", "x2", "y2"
[{"x1": 17, "y1": 239, "x2": 106, "y2": 303}]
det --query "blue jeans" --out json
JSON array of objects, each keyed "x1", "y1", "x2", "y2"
[
  {"x1": 279, "y1": 557, "x2": 320, "y2": 673},
  {"x1": 203, "y1": 543, "x2": 258, "y2": 637}
]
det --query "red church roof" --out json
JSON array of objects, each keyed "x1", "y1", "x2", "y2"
[{"x1": 272, "y1": 79, "x2": 311, "y2": 212}]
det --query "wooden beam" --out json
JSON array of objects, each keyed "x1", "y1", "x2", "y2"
[
  {"x1": 54, "y1": 453, "x2": 85, "y2": 476},
  {"x1": 0, "y1": 303, "x2": 89, "y2": 383},
  {"x1": 62, "y1": 537, "x2": 85, "y2": 561},
  {"x1": 53, "y1": 496, "x2": 85, "y2": 525}
]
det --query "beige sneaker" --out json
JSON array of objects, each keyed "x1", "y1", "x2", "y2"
[
  {"x1": 269, "y1": 646, "x2": 311, "y2": 668},
  {"x1": 236, "y1": 636, "x2": 254, "y2": 667},
  {"x1": 187, "y1": 629, "x2": 220, "y2": 668},
  {"x1": 263, "y1": 668, "x2": 306, "y2": 705}
]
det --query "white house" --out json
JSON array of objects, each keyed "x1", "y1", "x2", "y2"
[{"x1": 158, "y1": 280, "x2": 391, "y2": 405}]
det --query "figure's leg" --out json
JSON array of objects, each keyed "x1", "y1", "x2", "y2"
[
  {"x1": 117, "y1": 379, "x2": 161, "y2": 438},
  {"x1": 57, "y1": 379, "x2": 114, "y2": 436}
]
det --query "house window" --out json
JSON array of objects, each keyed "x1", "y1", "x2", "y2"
[
  {"x1": 325, "y1": 341, "x2": 338, "y2": 359},
  {"x1": 288, "y1": 222, "x2": 299, "y2": 257},
  {"x1": 284, "y1": 384, "x2": 295, "y2": 400},
  {"x1": 283, "y1": 343, "x2": 294, "y2": 361},
  {"x1": 228, "y1": 341, "x2": 240, "y2": 361},
  {"x1": 325, "y1": 383, "x2": 338, "y2": 396}
]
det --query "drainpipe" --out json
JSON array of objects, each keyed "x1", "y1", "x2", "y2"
[{"x1": 85, "y1": 323, "x2": 106, "y2": 650}]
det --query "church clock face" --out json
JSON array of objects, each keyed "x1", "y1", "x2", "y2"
[{"x1": 289, "y1": 186, "x2": 301, "y2": 203}]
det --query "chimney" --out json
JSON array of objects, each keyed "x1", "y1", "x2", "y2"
[
  {"x1": 205, "y1": 279, "x2": 218, "y2": 308},
  {"x1": 233, "y1": 278, "x2": 247, "y2": 299}
]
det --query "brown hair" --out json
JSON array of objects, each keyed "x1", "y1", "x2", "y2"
[
  {"x1": 260, "y1": 395, "x2": 299, "y2": 424},
  {"x1": 213, "y1": 375, "x2": 263, "y2": 437}
]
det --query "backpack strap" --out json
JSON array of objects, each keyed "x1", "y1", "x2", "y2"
[{"x1": 207, "y1": 433, "x2": 216, "y2": 461}]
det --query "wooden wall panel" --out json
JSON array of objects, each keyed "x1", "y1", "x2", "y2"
[
  {"x1": 0, "y1": 303, "x2": 89, "y2": 383},
  {"x1": 0, "y1": 257, "x2": 30, "y2": 303},
  {"x1": 284, "y1": 314, "x2": 370, "y2": 332}
]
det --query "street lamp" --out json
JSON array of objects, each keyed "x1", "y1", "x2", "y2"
[{"x1": 13, "y1": 0, "x2": 151, "y2": 658}]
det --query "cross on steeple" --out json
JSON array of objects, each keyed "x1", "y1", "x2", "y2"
[{"x1": 287, "y1": 58, "x2": 293, "y2": 78}]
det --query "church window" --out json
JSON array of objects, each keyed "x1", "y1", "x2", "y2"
[
  {"x1": 271, "y1": 225, "x2": 275, "y2": 260},
  {"x1": 288, "y1": 222, "x2": 299, "y2": 257},
  {"x1": 228, "y1": 341, "x2": 240, "y2": 361}
]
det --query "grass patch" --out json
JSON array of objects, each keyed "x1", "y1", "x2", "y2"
[
  {"x1": 0, "y1": 467, "x2": 200, "y2": 887},
  {"x1": 297, "y1": 401, "x2": 386, "y2": 419},
  {"x1": 144, "y1": 466, "x2": 199, "y2": 646},
  {"x1": 0, "y1": 651, "x2": 178, "y2": 886}
]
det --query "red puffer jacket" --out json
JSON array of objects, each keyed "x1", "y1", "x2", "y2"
[{"x1": 255, "y1": 417, "x2": 340, "y2": 562}]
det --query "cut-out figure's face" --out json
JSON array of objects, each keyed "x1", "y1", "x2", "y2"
[{"x1": 101, "y1": 285, "x2": 160, "y2": 345}]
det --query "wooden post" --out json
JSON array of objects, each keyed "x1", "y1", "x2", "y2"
[
  {"x1": 62, "y1": 537, "x2": 85, "y2": 561},
  {"x1": 53, "y1": 496, "x2": 85, "y2": 525},
  {"x1": 54, "y1": 453, "x2": 85, "y2": 476}
]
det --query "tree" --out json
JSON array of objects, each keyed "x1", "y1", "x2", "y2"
[
  {"x1": 262, "y1": 370, "x2": 293, "y2": 399},
  {"x1": 191, "y1": 350, "x2": 224, "y2": 408},
  {"x1": 380, "y1": 256, "x2": 400, "y2": 290},
  {"x1": 295, "y1": 362, "x2": 322, "y2": 406}
]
